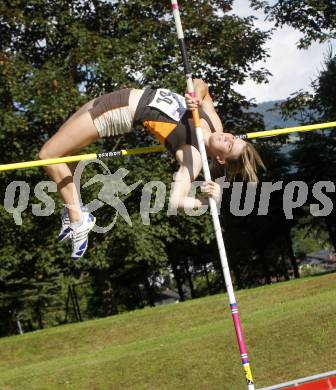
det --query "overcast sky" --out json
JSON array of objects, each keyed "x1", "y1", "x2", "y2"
[{"x1": 230, "y1": 0, "x2": 335, "y2": 103}]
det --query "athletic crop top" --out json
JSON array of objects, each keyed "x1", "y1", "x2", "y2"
[{"x1": 133, "y1": 87, "x2": 216, "y2": 155}]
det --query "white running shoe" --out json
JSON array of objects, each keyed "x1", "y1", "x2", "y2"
[
  {"x1": 57, "y1": 205, "x2": 88, "y2": 242},
  {"x1": 70, "y1": 212, "x2": 96, "y2": 260}
]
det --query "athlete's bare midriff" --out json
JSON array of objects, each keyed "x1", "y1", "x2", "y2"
[{"x1": 129, "y1": 89, "x2": 145, "y2": 119}]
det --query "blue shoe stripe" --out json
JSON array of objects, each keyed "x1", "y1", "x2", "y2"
[
  {"x1": 79, "y1": 240, "x2": 88, "y2": 251},
  {"x1": 58, "y1": 227, "x2": 71, "y2": 241},
  {"x1": 70, "y1": 214, "x2": 95, "y2": 259},
  {"x1": 74, "y1": 250, "x2": 85, "y2": 257}
]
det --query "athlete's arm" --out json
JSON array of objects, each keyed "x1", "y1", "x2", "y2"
[
  {"x1": 185, "y1": 78, "x2": 208, "y2": 107},
  {"x1": 169, "y1": 145, "x2": 221, "y2": 210},
  {"x1": 185, "y1": 79, "x2": 224, "y2": 133},
  {"x1": 200, "y1": 92, "x2": 224, "y2": 133}
]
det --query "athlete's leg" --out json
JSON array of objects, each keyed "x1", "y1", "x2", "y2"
[{"x1": 38, "y1": 109, "x2": 99, "y2": 222}]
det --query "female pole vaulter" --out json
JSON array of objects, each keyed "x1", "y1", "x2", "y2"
[{"x1": 38, "y1": 79, "x2": 264, "y2": 259}]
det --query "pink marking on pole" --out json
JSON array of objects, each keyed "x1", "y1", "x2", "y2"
[
  {"x1": 231, "y1": 310, "x2": 248, "y2": 357},
  {"x1": 172, "y1": 3, "x2": 178, "y2": 10}
]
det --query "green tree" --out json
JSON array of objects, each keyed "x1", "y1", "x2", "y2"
[
  {"x1": 0, "y1": 0, "x2": 273, "y2": 334},
  {"x1": 251, "y1": 0, "x2": 336, "y2": 48},
  {"x1": 252, "y1": 0, "x2": 336, "y2": 253},
  {"x1": 275, "y1": 51, "x2": 336, "y2": 251}
]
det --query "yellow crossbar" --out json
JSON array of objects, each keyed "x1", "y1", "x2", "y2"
[
  {"x1": 0, "y1": 146, "x2": 165, "y2": 172},
  {"x1": 243, "y1": 121, "x2": 336, "y2": 139},
  {"x1": 0, "y1": 121, "x2": 335, "y2": 172},
  {"x1": 0, "y1": 153, "x2": 98, "y2": 172}
]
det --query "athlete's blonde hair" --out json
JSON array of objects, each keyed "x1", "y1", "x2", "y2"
[{"x1": 211, "y1": 142, "x2": 265, "y2": 182}]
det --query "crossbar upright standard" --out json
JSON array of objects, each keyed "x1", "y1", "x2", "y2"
[{"x1": 170, "y1": 1, "x2": 255, "y2": 388}]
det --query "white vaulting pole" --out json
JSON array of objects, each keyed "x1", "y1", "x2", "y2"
[{"x1": 170, "y1": 1, "x2": 255, "y2": 389}]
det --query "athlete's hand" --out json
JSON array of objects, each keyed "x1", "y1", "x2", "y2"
[
  {"x1": 185, "y1": 93, "x2": 200, "y2": 111},
  {"x1": 201, "y1": 180, "x2": 221, "y2": 204}
]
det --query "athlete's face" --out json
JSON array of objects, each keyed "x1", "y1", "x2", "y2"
[{"x1": 209, "y1": 132, "x2": 246, "y2": 164}]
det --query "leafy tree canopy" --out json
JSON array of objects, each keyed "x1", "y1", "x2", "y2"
[{"x1": 251, "y1": 0, "x2": 336, "y2": 48}]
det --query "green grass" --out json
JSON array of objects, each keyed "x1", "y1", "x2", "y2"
[{"x1": 0, "y1": 273, "x2": 335, "y2": 390}]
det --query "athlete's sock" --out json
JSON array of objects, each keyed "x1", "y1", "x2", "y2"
[{"x1": 70, "y1": 215, "x2": 83, "y2": 230}]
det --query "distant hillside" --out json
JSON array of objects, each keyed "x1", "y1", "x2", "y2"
[{"x1": 254, "y1": 100, "x2": 300, "y2": 129}]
